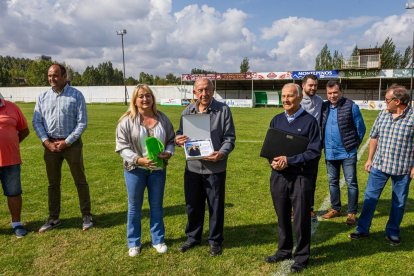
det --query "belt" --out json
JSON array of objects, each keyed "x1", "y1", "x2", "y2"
[{"x1": 48, "y1": 137, "x2": 66, "y2": 142}]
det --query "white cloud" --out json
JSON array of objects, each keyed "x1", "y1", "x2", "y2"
[
  {"x1": 361, "y1": 13, "x2": 414, "y2": 51},
  {"x1": 0, "y1": 1, "x2": 411, "y2": 78}
]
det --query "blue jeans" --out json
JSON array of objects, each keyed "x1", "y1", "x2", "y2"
[
  {"x1": 326, "y1": 156, "x2": 358, "y2": 214},
  {"x1": 124, "y1": 168, "x2": 166, "y2": 248},
  {"x1": 356, "y1": 167, "x2": 411, "y2": 237}
]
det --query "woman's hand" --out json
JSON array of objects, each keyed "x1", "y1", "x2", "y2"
[{"x1": 137, "y1": 157, "x2": 156, "y2": 170}]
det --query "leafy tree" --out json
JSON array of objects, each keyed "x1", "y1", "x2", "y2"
[
  {"x1": 26, "y1": 60, "x2": 53, "y2": 86},
  {"x1": 82, "y1": 66, "x2": 101, "y2": 85},
  {"x1": 125, "y1": 76, "x2": 138, "y2": 85},
  {"x1": 0, "y1": 67, "x2": 12, "y2": 86},
  {"x1": 400, "y1": 46, "x2": 412, "y2": 68},
  {"x1": 332, "y1": 50, "x2": 343, "y2": 70},
  {"x1": 190, "y1": 68, "x2": 216, "y2": 74},
  {"x1": 240, "y1": 57, "x2": 250, "y2": 73},
  {"x1": 70, "y1": 71, "x2": 83, "y2": 86},
  {"x1": 351, "y1": 45, "x2": 358, "y2": 56},
  {"x1": 96, "y1": 61, "x2": 124, "y2": 85},
  {"x1": 381, "y1": 37, "x2": 400, "y2": 69},
  {"x1": 165, "y1": 73, "x2": 180, "y2": 84},
  {"x1": 138, "y1": 72, "x2": 154, "y2": 84},
  {"x1": 315, "y1": 44, "x2": 332, "y2": 70},
  {"x1": 154, "y1": 76, "x2": 168, "y2": 85}
]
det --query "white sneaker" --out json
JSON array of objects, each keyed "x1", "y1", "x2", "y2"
[
  {"x1": 128, "y1": 246, "x2": 141, "y2": 257},
  {"x1": 152, "y1": 243, "x2": 168, "y2": 253},
  {"x1": 82, "y1": 215, "x2": 93, "y2": 231}
]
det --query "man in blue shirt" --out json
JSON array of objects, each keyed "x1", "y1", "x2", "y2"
[
  {"x1": 321, "y1": 80, "x2": 366, "y2": 226},
  {"x1": 32, "y1": 64, "x2": 93, "y2": 232}
]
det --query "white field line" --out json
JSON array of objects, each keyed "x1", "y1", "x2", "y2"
[{"x1": 273, "y1": 139, "x2": 370, "y2": 276}]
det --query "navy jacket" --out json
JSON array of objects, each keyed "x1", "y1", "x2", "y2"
[
  {"x1": 321, "y1": 97, "x2": 363, "y2": 152},
  {"x1": 269, "y1": 110, "x2": 322, "y2": 176}
]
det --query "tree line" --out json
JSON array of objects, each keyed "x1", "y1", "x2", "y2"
[
  {"x1": 1, "y1": 37, "x2": 410, "y2": 87},
  {"x1": 0, "y1": 56, "x2": 181, "y2": 87},
  {"x1": 315, "y1": 36, "x2": 412, "y2": 70}
]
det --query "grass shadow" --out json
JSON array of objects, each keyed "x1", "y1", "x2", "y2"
[
  {"x1": 20, "y1": 202, "x2": 234, "y2": 232},
  {"x1": 310, "y1": 224, "x2": 414, "y2": 269}
]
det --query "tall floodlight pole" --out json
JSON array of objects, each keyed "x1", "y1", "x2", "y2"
[
  {"x1": 116, "y1": 29, "x2": 128, "y2": 105},
  {"x1": 406, "y1": 2, "x2": 414, "y2": 105}
]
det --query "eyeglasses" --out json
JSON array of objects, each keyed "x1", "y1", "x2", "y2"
[{"x1": 385, "y1": 97, "x2": 396, "y2": 104}]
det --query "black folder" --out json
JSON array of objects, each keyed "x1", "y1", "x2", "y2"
[{"x1": 260, "y1": 128, "x2": 309, "y2": 159}]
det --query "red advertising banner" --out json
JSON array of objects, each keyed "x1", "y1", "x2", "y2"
[
  {"x1": 217, "y1": 73, "x2": 253, "y2": 80},
  {"x1": 181, "y1": 73, "x2": 254, "y2": 81},
  {"x1": 181, "y1": 74, "x2": 217, "y2": 81},
  {"x1": 252, "y1": 72, "x2": 292, "y2": 80}
]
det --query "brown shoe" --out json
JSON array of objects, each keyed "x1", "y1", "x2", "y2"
[
  {"x1": 346, "y1": 213, "x2": 357, "y2": 226},
  {"x1": 322, "y1": 209, "x2": 341, "y2": 219}
]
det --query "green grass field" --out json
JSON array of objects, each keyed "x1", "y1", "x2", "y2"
[{"x1": 1, "y1": 103, "x2": 414, "y2": 275}]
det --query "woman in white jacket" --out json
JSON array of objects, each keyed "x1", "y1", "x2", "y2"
[{"x1": 115, "y1": 84, "x2": 175, "y2": 257}]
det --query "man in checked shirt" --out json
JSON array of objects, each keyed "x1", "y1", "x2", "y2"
[
  {"x1": 33, "y1": 64, "x2": 93, "y2": 233},
  {"x1": 349, "y1": 84, "x2": 414, "y2": 246}
]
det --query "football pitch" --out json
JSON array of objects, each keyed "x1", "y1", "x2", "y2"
[{"x1": 1, "y1": 103, "x2": 414, "y2": 275}]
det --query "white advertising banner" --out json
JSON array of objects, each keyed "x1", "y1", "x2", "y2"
[
  {"x1": 354, "y1": 100, "x2": 386, "y2": 110},
  {"x1": 217, "y1": 99, "x2": 253, "y2": 108}
]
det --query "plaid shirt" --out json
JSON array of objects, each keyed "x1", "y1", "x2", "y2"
[
  {"x1": 370, "y1": 107, "x2": 414, "y2": 175},
  {"x1": 32, "y1": 85, "x2": 87, "y2": 145}
]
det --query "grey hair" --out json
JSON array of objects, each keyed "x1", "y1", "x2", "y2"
[
  {"x1": 282, "y1": 83, "x2": 302, "y2": 96},
  {"x1": 387, "y1": 84, "x2": 410, "y2": 105},
  {"x1": 193, "y1": 78, "x2": 215, "y2": 90}
]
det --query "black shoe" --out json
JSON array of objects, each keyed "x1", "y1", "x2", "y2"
[
  {"x1": 349, "y1": 231, "x2": 369, "y2": 240},
  {"x1": 264, "y1": 253, "x2": 292, "y2": 263},
  {"x1": 290, "y1": 262, "x2": 306, "y2": 273},
  {"x1": 210, "y1": 244, "x2": 222, "y2": 256},
  {"x1": 386, "y1": 235, "x2": 401, "y2": 246},
  {"x1": 179, "y1": 241, "x2": 200, "y2": 252}
]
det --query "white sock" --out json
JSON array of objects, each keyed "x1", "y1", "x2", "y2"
[{"x1": 11, "y1": 222, "x2": 22, "y2": 228}]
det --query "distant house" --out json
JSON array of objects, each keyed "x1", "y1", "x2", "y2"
[{"x1": 342, "y1": 48, "x2": 381, "y2": 69}]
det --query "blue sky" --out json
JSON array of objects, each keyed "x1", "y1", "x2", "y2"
[{"x1": 0, "y1": 0, "x2": 412, "y2": 78}]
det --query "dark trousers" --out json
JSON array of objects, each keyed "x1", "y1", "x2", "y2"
[
  {"x1": 184, "y1": 169, "x2": 226, "y2": 245},
  {"x1": 270, "y1": 172, "x2": 312, "y2": 266},
  {"x1": 43, "y1": 139, "x2": 91, "y2": 219}
]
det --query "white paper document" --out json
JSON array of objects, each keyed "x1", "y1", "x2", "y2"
[{"x1": 182, "y1": 114, "x2": 214, "y2": 160}]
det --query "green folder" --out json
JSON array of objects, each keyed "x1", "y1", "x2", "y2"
[{"x1": 145, "y1": 136, "x2": 165, "y2": 168}]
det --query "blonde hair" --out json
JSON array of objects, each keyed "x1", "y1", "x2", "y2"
[{"x1": 119, "y1": 84, "x2": 158, "y2": 121}]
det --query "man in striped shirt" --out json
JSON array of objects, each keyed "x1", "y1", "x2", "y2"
[
  {"x1": 349, "y1": 84, "x2": 414, "y2": 246},
  {"x1": 32, "y1": 64, "x2": 93, "y2": 233}
]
